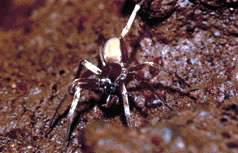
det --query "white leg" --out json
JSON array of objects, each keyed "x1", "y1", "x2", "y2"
[
  {"x1": 66, "y1": 85, "x2": 81, "y2": 142},
  {"x1": 121, "y1": 83, "x2": 133, "y2": 127},
  {"x1": 120, "y1": 0, "x2": 145, "y2": 38},
  {"x1": 66, "y1": 60, "x2": 101, "y2": 139},
  {"x1": 81, "y1": 60, "x2": 102, "y2": 75}
]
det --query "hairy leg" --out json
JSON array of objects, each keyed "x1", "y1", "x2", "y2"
[
  {"x1": 81, "y1": 59, "x2": 102, "y2": 76},
  {"x1": 65, "y1": 78, "x2": 100, "y2": 147},
  {"x1": 133, "y1": 74, "x2": 173, "y2": 111},
  {"x1": 130, "y1": 62, "x2": 199, "y2": 101},
  {"x1": 121, "y1": 83, "x2": 133, "y2": 127},
  {"x1": 45, "y1": 92, "x2": 68, "y2": 136},
  {"x1": 46, "y1": 59, "x2": 102, "y2": 134},
  {"x1": 65, "y1": 85, "x2": 81, "y2": 143},
  {"x1": 120, "y1": 0, "x2": 146, "y2": 38},
  {"x1": 129, "y1": 61, "x2": 193, "y2": 89}
]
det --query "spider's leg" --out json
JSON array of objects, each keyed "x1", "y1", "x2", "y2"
[
  {"x1": 144, "y1": 61, "x2": 191, "y2": 88},
  {"x1": 130, "y1": 62, "x2": 199, "y2": 100},
  {"x1": 65, "y1": 78, "x2": 99, "y2": 145},
  {"x1": 120, "y1": 0, "x2": 145, "y2": 38},
  {"x1": 46, "y1": 60, "x2": 101, "y2": 134},
  {"x1": 45, "y1": 92, "x2": 68, "y2": 136},
  {"x1": 134, "y1": 74, "x2": 173, "y2": 111},
  {"x1": 66, "y1": 85, "x2": 81, "y2": 143},
  {"x1": 66, "y1": 60, "x2": 101, "y2": 140},
  {"x1": 99, "y1": 46, "x2": 106, "y2": 66},
  {"x1": 61, "y1": 85, "x2": 82, "y2": 152},
  {"x1": 121, "y1": 83, "x2": 133, "y2": 127},
  {"x1": 129, "y1": 61, "x2": 191, "y2": 88},
  {"x1": 119, "y1": 37, "x2": 129, "y2": 65},
  {"x1": 129, "y1": 61, "x2": 169, "y2": 74},
  {"x1": 81, "y1": 59, "x2": 102, "y2": 76},
  {"x1": 65, "y1": 60, "x2": 101, "y2": 140}
]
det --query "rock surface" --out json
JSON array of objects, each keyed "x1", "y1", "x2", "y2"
[{"x1": 0, "y1": 0, "x2": 237, "y2": 152}]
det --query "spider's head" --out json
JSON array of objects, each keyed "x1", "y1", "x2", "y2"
[{"x1": 100, "y1": 78, "x2": 118, "y2": 94}]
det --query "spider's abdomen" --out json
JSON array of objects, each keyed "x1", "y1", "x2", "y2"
[{"x1": 103, "y1": 37, "x2": 122, "y2": 64}]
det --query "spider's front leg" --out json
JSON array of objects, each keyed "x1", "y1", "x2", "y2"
[
  {"x1": 65, "y1": 78, "x2": 100, "y2": 145},
  {"x1": 121, "y1": 83, "x2": 133, "y2": 127},
  {"x1": 46, "y1": 60, "x2": 102, "y2": 135},
  {"x1": 66, "y1": 83, "x2": 81, "y2": 142},
  {"x1": 65, "y1": 60, "x2": 102, "y2": 143},
  {"x1": 80, "y1": 59, "x2": 102, "y2": 76}
]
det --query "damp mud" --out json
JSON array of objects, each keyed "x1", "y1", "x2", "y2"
[{"x1": 0, "y1": 0, "x2": 237, "y2": 152}]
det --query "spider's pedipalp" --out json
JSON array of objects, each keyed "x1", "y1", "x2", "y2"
[{"x1": 103, "y1": 95, "x2": 119, "y2": 108}]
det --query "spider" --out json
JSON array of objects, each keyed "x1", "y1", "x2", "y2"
[{"x1": 46, "y1": 0, "x2": 195, "y2": 148}]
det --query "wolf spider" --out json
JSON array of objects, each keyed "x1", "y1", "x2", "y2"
[{"x1": 46, "y1": 0, "x2": 196, "y2": 148}]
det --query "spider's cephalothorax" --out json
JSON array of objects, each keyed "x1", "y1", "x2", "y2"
[{"x1": 99, "y1": 38, "x2": 128, "y2": 91}]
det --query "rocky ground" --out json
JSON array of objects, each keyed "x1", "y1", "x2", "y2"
[{"x1": 0, "y1": 0, "x2": 237, "y2": 152}]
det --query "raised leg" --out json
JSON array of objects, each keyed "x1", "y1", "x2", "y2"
[
  {"x1": 119, "y1": 38, "x2": 129, "y2": 65},
  {"x1": 121, "y1": 83, "x2": 133, "y2": 127},
  {"x1": 120, "y1": 0, "x2": 145, "y2": 38}
]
